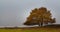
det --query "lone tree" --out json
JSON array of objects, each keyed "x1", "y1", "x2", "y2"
[{"x1": 24, "y1": 7, "x2": 56, "y2": 26}]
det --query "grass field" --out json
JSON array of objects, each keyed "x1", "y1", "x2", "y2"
[
  {"x1": 0, "y1": 24, "x2": 60, "y2": 32},
  {"x1": 0, "y1": 27, "x2": 60, "y2": 32}
]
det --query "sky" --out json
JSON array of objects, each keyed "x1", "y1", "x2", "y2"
[{"x1": 0, "y1": 0, "x2": 60, "y2": 27}]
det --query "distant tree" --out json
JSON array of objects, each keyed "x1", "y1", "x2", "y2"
[{"x1": 24, "y1": 7, "x2": 56, "y2": 26}]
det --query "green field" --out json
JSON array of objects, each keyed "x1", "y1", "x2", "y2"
[{"x1": 0, "y1": 27, "x2": 60, "y2": 32}]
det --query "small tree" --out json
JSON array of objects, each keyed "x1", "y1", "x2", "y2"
[{"x1": 24, "y1": 7, "x2": 56, "y2": 26}]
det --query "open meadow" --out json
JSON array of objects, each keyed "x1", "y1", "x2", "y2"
[{"x1": 0, "y1": 25, "x2": 60, "y2": 32}]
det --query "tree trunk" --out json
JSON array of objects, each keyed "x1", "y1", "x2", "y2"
[
  {"x1": 38, "y1": 22, "x2": 43, "y2": 27},
  {"x1": 41, "y1": 16, "x2": 43, "y2": 26},
  {"x1": 38, "y1": 22, "x2": 40, "y2": 27},
  {"x1": 41, "y1": 22, "x2": 43, "y2": 26},
  {"x1": 39, "y1": 24, "x2": 40, "y2": 27}
]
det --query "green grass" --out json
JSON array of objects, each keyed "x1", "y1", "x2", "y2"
[
  {"x1": 22, "y1": 28, "x2": 59, "y2": 32},
  {"x1": 0, "y1": 29, "x2": 22, "y2": 32},
  {"x1": 0, "y1": 27, "x2": 60, "y2": 32}
]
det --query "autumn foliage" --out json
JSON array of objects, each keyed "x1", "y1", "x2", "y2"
[{"x1": 24, "y1": 7, "x2": 56, "y2": 26}]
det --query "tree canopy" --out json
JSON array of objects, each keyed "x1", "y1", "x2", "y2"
[{"x1": 24, "y1": 7, "x2": 56, "y2": 26}]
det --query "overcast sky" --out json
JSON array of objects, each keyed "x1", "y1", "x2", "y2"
[{"x1": 0, "y1": 0, "x2": 60, "y2": 27}]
